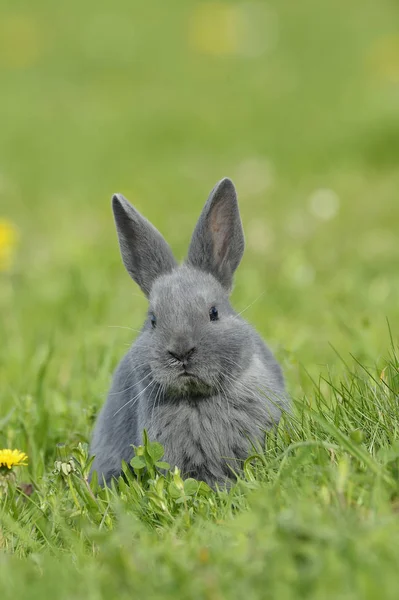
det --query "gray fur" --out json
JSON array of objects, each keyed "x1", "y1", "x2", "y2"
[
  {"x1": 112, "y1": 194, "x2": 177, "y2": 297},
  {"x1": 187, "y1": 178, "x2": 244, "y2": 291},
  {"x1": 90, "y1": 178, "x2": 288, "y2": 487}
]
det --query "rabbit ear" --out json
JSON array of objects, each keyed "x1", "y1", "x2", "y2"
[
  {"x1": 112, "y1": 194, "x2": 177, "y2": 296},
  {"x1": 186, "y1": 178, "x2": 244, "y2": 291}
]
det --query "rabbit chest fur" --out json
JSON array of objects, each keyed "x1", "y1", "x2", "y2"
[
  {"x1": 91, "y1": 332, "x2": 285, "y2": 486},
  {"x1": 90, "y1": 178, "x2": 288, "y2": 486}
]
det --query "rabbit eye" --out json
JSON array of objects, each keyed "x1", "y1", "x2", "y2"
[
  {"x1": 150, "y1": 313, "x2": 157, "y2": 328},
  {"x1": 209, "y1": 306, "x2": 219, "y2": 322}
]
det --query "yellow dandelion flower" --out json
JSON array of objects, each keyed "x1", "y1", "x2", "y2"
[
  {"x1": 0, "y1": 449, "x2": 28, "y2": 470},
  {"x1": 0, "y1": 219, "x2": 19, "y2": 272}
]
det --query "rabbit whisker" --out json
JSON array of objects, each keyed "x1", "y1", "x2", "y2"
[
  {"x1": 208, "y1": 374, "x2": 227, "y2": 414},
  {"x1": 107, "y1": 369, "x2": 153, "y2": 396},
  {"x1": 232, "y1": 291, "x2": 266, "y2": 319},
  {"x1": 113, "y1": 379, "x2": 155, "y2": 417},
  {"x1": 214, "y1": 376, "x2": 231, "y2": 417},
  {"x1": 222, "y1": 367, "x2": 283, "y2": 408},
  {"x1": 150, "y1": 382, "x2": 164, "y2": 424},
  {"x1": 108, "y1": 325, "x2": 144, "y2": 335},
  {"x1": 218, "y1": 368, "x2": 260, "y2": 402}
]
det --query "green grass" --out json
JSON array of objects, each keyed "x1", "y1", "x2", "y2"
[{"x1": 1, "y1": 0, "x2": 399, "y2": 597}]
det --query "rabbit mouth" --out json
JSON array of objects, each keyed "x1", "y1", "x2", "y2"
[
  {"x1": 174, "y1": 371, "x2": 213, "y2": 394},
  {"x1": 179, "y1": 371, "x2": 198, "y2": 380}
]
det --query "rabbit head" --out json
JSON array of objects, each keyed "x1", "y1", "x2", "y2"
[{"x1": 112, "y1": 178, "x2": 256, "y2": 397}]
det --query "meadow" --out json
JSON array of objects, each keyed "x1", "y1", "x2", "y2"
[{"x1": 1, "y1": 1, "x2": 399, "y2": 597}]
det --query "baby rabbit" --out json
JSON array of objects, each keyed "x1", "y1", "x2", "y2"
[{"x1": 90, "y1": 178, "x2": 288, "y2": 486}]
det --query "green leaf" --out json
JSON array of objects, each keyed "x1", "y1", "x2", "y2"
[
  {"x1": 155, "y1": 477, "x2": 165, "y2": 494},
  {"x1": 349, "y1": 429, "x2": 364, "y2": 445},
  {"x1": 130, "y1": 456, "x2": 146, "y2": 470},
  {"x1": 197, "y1": 481, "x2": 212, "y2": 497},
  {"x1": 184, "y1": 478, "x2": 199, "y2": 496},
  {"x1": 147, "y1": 442, "x2": 164, "y2": 463},
  {"x1": 72, "y1": 476, "x2": 98, "y2": 511},
  {"x1": 82, "y1": 454, "x2": 96, "y2": 479},
  {"x1": 121, "y1": 460, "x2": 136, "y2": 483},
  {"x1": 142, "y1": 429, "x2": 149, "y2": 447},
  {"x1": 147, "y1": 492, "x2": 168, "y2": 512},
  {"x1": 89, "y1": 469, "x2": 99, "y2": 494},
  {"x1": 168, "y1": 482, "x2": 182, "y2": 499},
  {"x1": 155, "y1": 461, "x2": 170, "y2": 471},
  {"x1": 174, "y1": 496, "x2": 188, "y2": 505},
  {"x1": 377, "y1": 442, "x2": 399, "y2": 465}
]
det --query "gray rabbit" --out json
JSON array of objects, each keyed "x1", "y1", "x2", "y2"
[{"x1": 90, "y1": 178, "x2": 288, "y2": 486}]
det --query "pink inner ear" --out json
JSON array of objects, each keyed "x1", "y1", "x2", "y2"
[{"x1": 210, "y1": 203, "x2": 230, "y2": 262}]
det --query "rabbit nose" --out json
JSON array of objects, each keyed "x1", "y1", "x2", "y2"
[{"x1": 168, "y1": 347, "x2": 196, "y2": 363}]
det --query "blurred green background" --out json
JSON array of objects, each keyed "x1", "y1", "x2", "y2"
[{"x1": 1, "y1": 0, "x2": 399, "y2": 452}]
